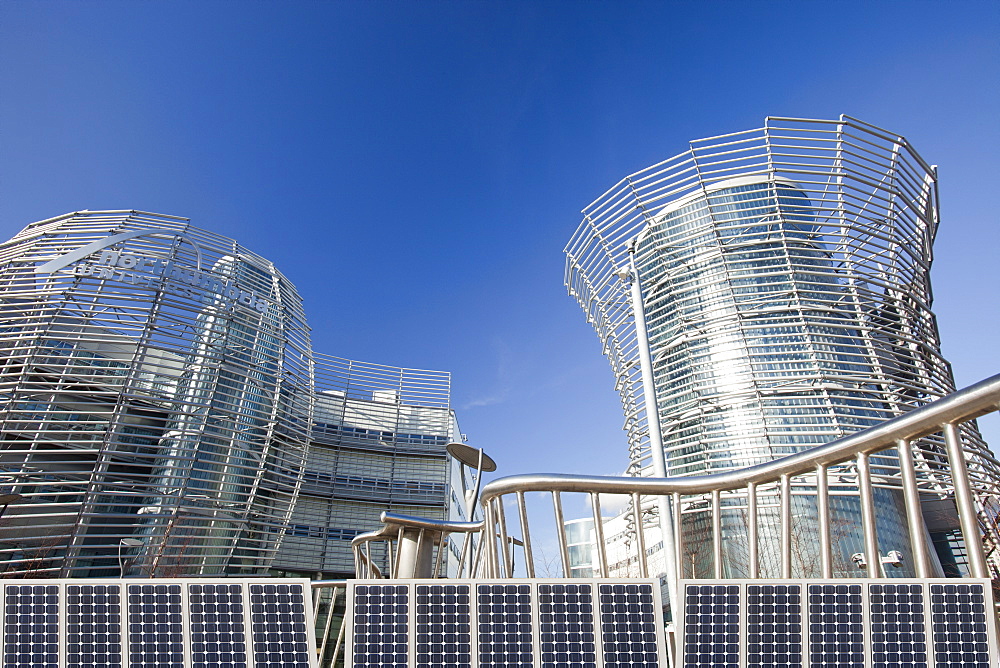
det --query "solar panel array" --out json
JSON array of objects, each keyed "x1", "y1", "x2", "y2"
[
  {"x1": 0, "y1": 579, "x2": 316, "y2": 668},
  {"x1": 347, "y1": 579, "x2": 667, "y2": 668},
  {"x1": 680, "y1": 579, "x2": 998, "y2": 668}
]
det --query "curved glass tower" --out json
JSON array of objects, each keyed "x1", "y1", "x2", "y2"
[
  {"x1": 0, "y1": 210, "x2": 313, "y2": 577},
  {"x1": 565, "y1": 116, "x2": 1000, "y2": 576}
]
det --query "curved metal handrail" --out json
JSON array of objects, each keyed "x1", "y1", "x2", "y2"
[{"x1": 478, "y1": 372, "x2": 1000, "y2": 501}]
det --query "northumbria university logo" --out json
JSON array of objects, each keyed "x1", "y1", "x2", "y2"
[{"x1": 35, "y1": 228, "x2": 271, "y2": 314}]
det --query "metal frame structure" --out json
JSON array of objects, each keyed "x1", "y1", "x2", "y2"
[
  {"x1": 0, "y1": 210, "x2": 314, "y2": 577},
  {"x1": 272, "y1": 354, "x2": 461, "y2": 579},
  {"x1": 562, "y1": 115, "x2": 1000, "y2": 585}
]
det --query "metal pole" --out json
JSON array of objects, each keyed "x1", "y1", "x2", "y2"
[
  {"x1": 896, "y1": 438, "x2": 932, "y2": 578},
  {"x1": 942, "y1": 422, "x2": 989, "y2": 578},
  {"x1": 780, "y1": 475, "x2": 792, "y2": 579},
  {"x1": 856, "y1": 453, "x2": 881, "y2": 578},
  {"x1": 816, "y1": 464, "x2": 832, "y2": 578},
  {"x1": 516, "y1": 491, "x2": 535, "y2": 577},
  {"x1": 747, "y1": 483, "x2": 758, "y2": 579},
  {"x1": 627, "y1": 245, "x2": 679, "y2": 613},
  {"x1": 632, "y1": 493, "x2": 648, "y2": 578}
]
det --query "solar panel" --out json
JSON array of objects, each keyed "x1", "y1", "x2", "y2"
[
  {"x1": 869, "y1": 583, "x2": 928, "y2": 668},
  {"x1": 188, "y1": 583, "x2": 247, "y2": 668},
  {"x1": 477, "y1": 584, "x2": 533, "y2": 668},
  {"x1": 3, "y1": 584, "x2": 59, "y2": 668},
  {"x1": 66, "y1": 584, "x2": 122, "y2": 668},
  {"x1": 352, "y1": 583, "x2": 408, "y2": 667},
  {"x1": 599, "y1": 583, "x2": 661, "y2": 667},
  {"x1": 346, "y1": 579, "x2": 668, "y2": 668},
  {"x1": 0, "y1": 579, "x2": 317, "y2": 668},
  {"x1": 929, "y1": 583, "x2": 991, "y2": 668},
  {"x1": 682, "y1": 584, "x2": 740, "y2": 668},
  {"x1": 679, "y1": 579, "x2": 999, "y2": 668},
  {"x1": 747, "y1": 584, "x2": 802, "y2": 668},
  {"x1": 806, "y1": 584, "x2": 863, "y2": 668},
  {"x1": 538, "y1": 583, "x2": 597, "y2": 667},
  {"x1": 415, "y1": 584, "x2": 471, "y2": 667},
  {"x1": 249, "y1": 583, "x2": 312, "y2": 668},
  {"x1": 127, "y1": 584, "x2": 185, "y2": 668}
]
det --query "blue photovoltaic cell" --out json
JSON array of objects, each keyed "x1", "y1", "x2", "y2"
[
  {"x1": 929, "y1": 583, "x2": 991, "y2": 668},
  {"x1": 477, "y1": 584, "x2": 533, "y2": 668},
  {"x1": 189, "y1": 583, "x2": 248, "y2": 668},
  {"x1": 127, "y1": 584, "x2": 184, "y2": 668},
  {"x1": 3, "y1": 584, "x2": 59, "y2": 668},
  {"x1": 249, "y1": 583, "x2": 311, "y2": 668},
  {"x1": 415, "y1": 584, "x2": 471, "y2": 667},
  {"x1": 869, "y1": 583, "x2": 927, "y2": 668},
  {"x1": 599, "y1": 583, "x2": 659, "y2": 667},
  {"x1": 352, "y1": 584, "x2": 408, "y2": 668},
  {"x1": 538, "y1": 583, "x2": 597, "y2": 668},
  {"x1": 807, "y1": 584, "x2": 863, "y2": 668},
  {"x1": 67, "y1": 584, "x2": 122, "y2": 668},
  {"x1": 682, "y1": 584, "x2": 739, "y2": 668},
  {"x1": 747, "y1": 584, "x2": 802, "y2": 667}
]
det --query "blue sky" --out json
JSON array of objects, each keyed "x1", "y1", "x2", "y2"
[{"x1": 1, "y1": 1, "x2": 998, "y2": 485}]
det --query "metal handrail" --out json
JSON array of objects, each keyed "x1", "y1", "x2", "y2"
[
  {"x1": 347, "y1": 373, "x2": 1000, "y2": 623},
  {"x1": 479, "y1": 373, "x2": 1000, "y2": 500},
  {"x1": 351, "y1": 511, "x2": 483, "y2": 579},
  {"x1": 474, "y1": 372, "x2": 1000, "y2": 615}
]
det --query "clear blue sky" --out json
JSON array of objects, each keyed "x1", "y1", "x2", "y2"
[{"x1": 2, "y1": 1, "x2": 998, "y2": 486}]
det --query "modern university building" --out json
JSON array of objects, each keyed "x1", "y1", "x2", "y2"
[
  {"x1": 564, "y1": 115, "x2": 1000, "y2": 578},
  {"x1": 0, "y1": 210, "x2": 466, "y2": 578}
]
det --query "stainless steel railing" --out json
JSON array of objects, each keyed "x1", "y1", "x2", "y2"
[
  {"x1": 473, "y1": 372, "x2": 1000, "y2": 612},
  {"x1": 352, "y1": 373, "x2": 1000, "y2": 621}
]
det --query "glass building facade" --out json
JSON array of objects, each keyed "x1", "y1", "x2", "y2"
[
  {"x1": 564, "y1": 116, "x2": 1000, "y2": 577},
  {"x1": 0, "y1": 210, "x2": 465, "y2": 578},
  {"x1": 271, "y1": 354, "x2": 466, "y2": 579}
]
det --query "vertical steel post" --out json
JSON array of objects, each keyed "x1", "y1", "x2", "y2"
[
  {"x1": 942, "y1": 422, "x2": 989, "y2": 578},
  {"x1": 816, "y1": 464, "x2": 832, "y2": 578},
  {"x1": 856, "y1": 453, "x2": 881, "y2": 578},
  {"x1": 627, "y1": 245, "x2": 679, "y2": 613},
  {"x1": 780, "y1": 474, "x2": 792, "y2": 578},
  {"x1": 632, "y1": 493, "x2": 648, "y2": 578},
  {"x1": 897, "y1": 438, "x2": 932, "y2": 578},
  {"x1": 591, "y1": 493, "x2": 609, "y2": 577},
  {"x1": 712, "y1": 490, "x2": 723, "y2": 578},
  {"x1": 516, "y1": 491, "x2": 535, "y2": 577},
  {"x1": 747, "y1": 482, "x2": 758, "y2": 578},
  {"x1": 552, "y1": 491, "x2": 571, "y2": 578}
]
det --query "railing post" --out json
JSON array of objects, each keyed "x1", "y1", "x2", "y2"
[
  {"x1": 712, "y1": 490, "x2": 723, "y2": 578},
  {"x1": 516, "y1": 491, "x2": 535, "y2": 577},
  {"x1": 856, "y1": 453, "x2": 881, "y2": 578},
  {"x1": 591, "y1": 493, "x2": 609, "y2": 577},
  {"x1": 633, "y1": 493, "x2": 648, "y2": 578},
  {"x1": 552, "y1": 491, "x2": 571, "y2": 577},
  {"x1": 943, "y1": 422, "x2": 989, "y2": 578},
  {"x1": 816, "y1": 464, "x2": 832, "y2": 578},
  {"x1": 897, "y1": 438, "x2": 932, "y2": 578},
  {"x1": 747, "y1": 482, "x2": 758, "y2": 579},
  {"x1": 780, "y1": 474, "x2": 792, "y2": 578}
]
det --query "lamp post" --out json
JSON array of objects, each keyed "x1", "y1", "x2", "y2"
[
  {"x1": 623, "y1": 241, "x2": 679, "y2": 618},
  {"x1": 118, "y1": 538, "x2": 144, "y2": 577},
  {"x1": 446, "y1": 442, "x2": 497, "y2": 576}
]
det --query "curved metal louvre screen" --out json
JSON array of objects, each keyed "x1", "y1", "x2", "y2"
[
  {"x1": 0, "y1": 210, "x2": 313, "y2": 577},
  {"x1": 563, "y1": 115, "x2": 1000, "y2": 574}
]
